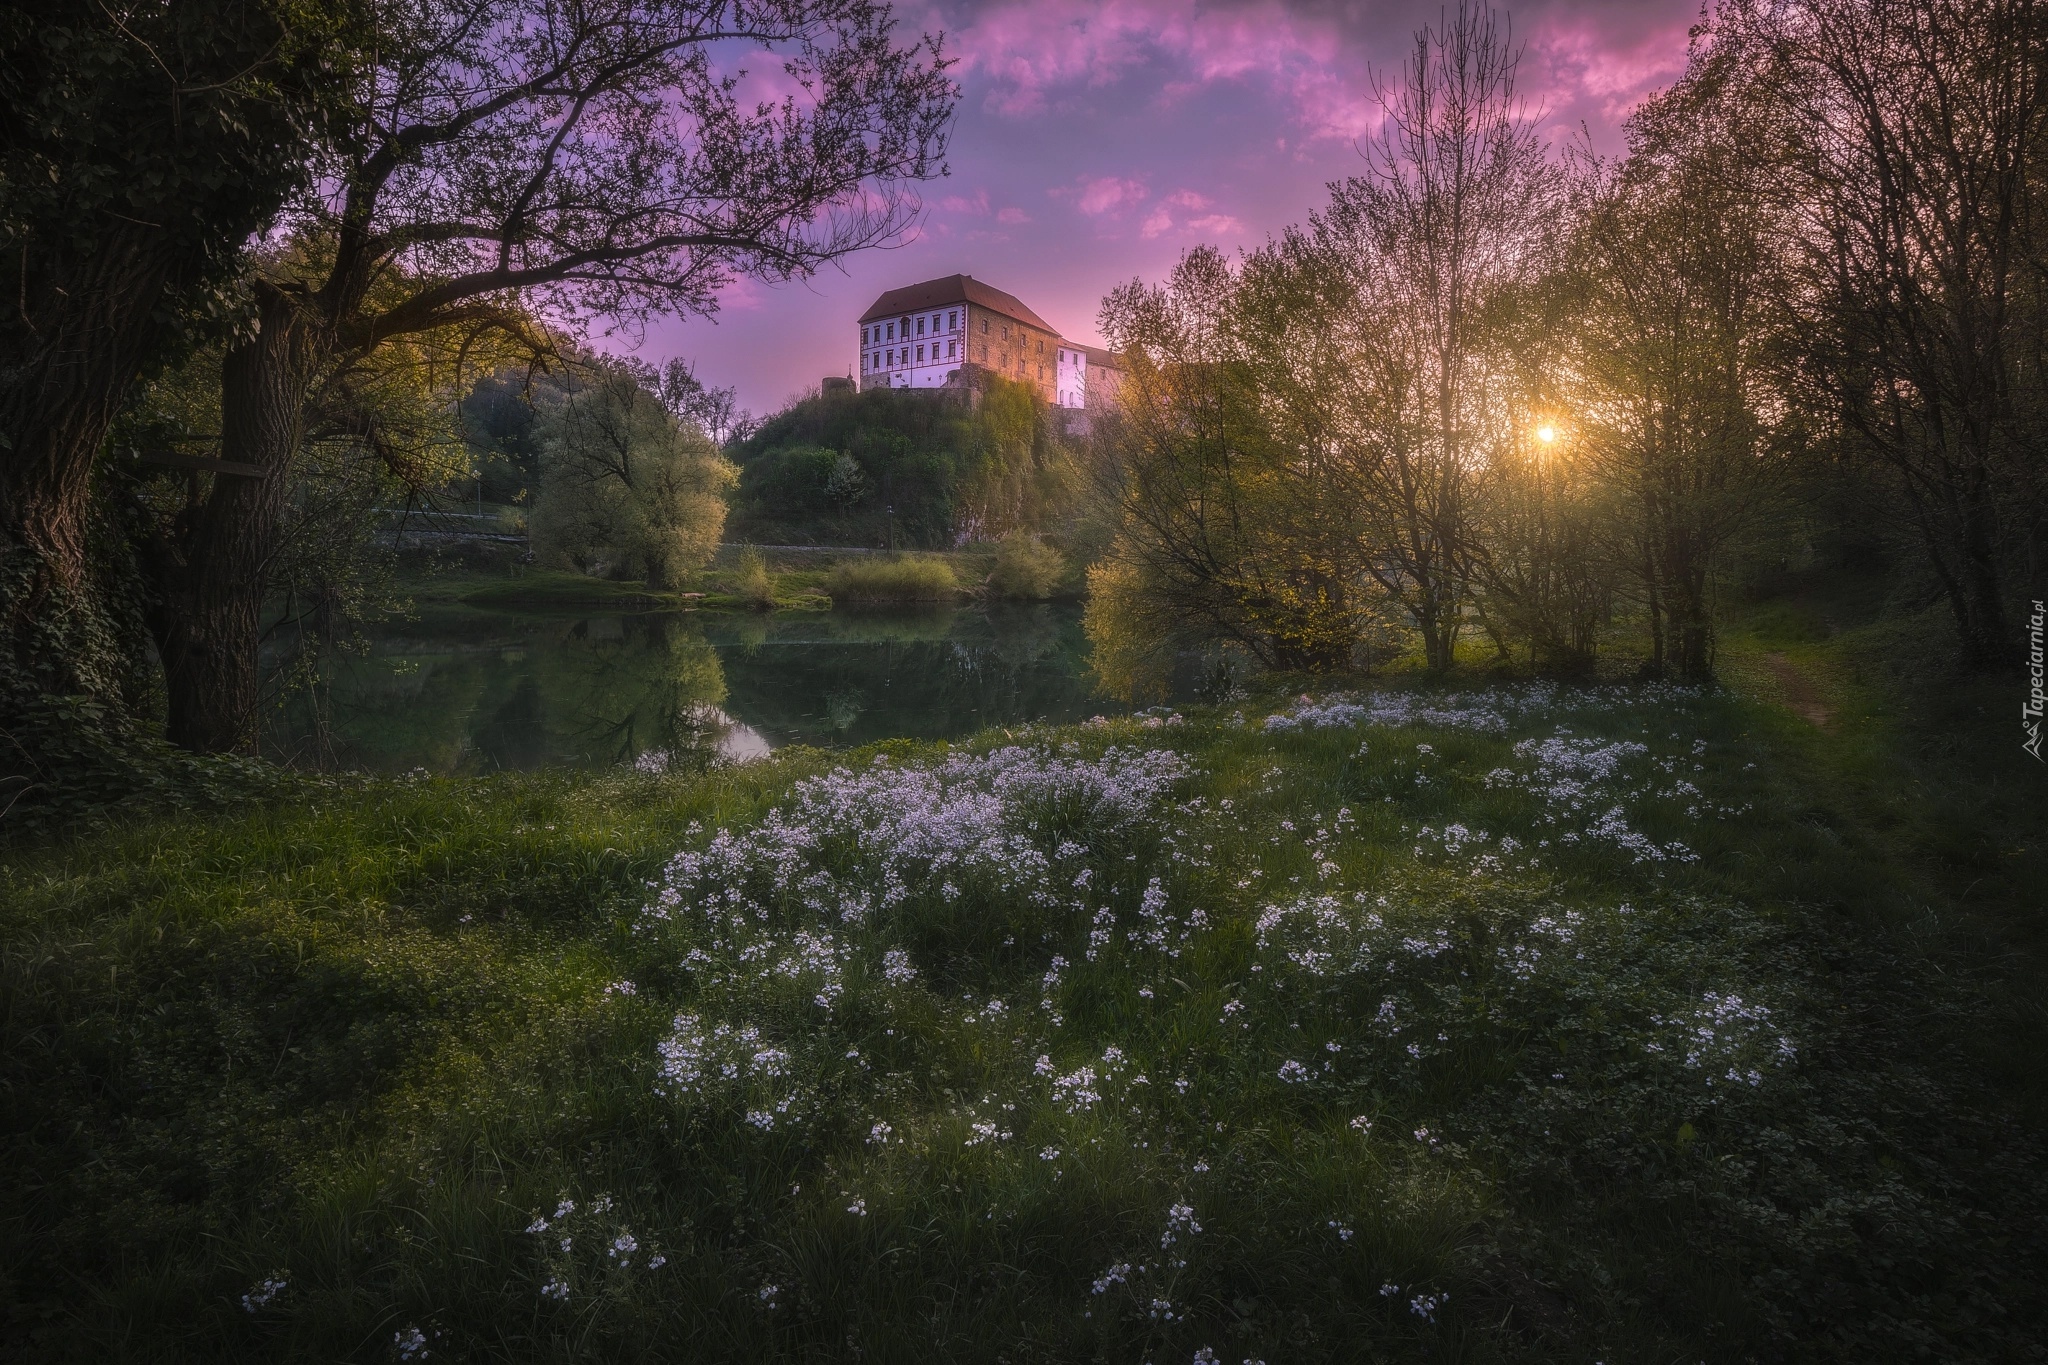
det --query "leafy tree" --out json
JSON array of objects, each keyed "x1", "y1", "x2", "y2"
[
  {"x1": 155, "y1": 0, "x2": 955, "y2": 750},
  {"x1": 0, "y1": 0, "x2": 362, "y2": 724},
  {"x1": 1737, "y1": 0, "x2": 2046, "y2": 667},
  {"x1": 1090, "y1": 244, "x2": 1365, "y2": 681},
  {"x1": 988, "y1": 530, "x2": 1065, "y2": 599},
  {"x1": 1564, "y1": 46, "x2": 1791, "y2": 680},
  {"x1": 530, "y1": 361, "x2": 737, "y2": 588},
  {"x1": 1318, "y1": 0, "x2": 1560, "y2": 674}
]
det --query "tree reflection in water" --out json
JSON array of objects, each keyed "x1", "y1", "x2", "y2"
[{"x1": 269, "y1": 602, "x2": 1113, "y2": 772}]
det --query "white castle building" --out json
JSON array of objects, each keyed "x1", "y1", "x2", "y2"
[{"x1": 855, "y1": 273, "x2": 1122, "y2": 410}]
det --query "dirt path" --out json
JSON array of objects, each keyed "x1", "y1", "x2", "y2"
[{"x1": 1765, "y1": 652, "x2": 1834, "y2": 729}]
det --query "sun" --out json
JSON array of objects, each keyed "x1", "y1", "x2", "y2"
[{"x1": 1535, "y1": 425, "x2": 1557, "y2": 444}]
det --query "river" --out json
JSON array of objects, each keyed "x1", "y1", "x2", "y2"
[{"x1": 267, "y1": 601, "x2": 1120, "y2": 772}]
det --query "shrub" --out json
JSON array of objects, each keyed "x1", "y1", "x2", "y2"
[
  {"x1": 730, "y1": 545, "x2": 774, "y2": 609},
  {"x1": 825, "y1": 555, "x2": 959, "y2": 603},
  {"x1": 987, "y1": 531, "x2": 1065, "y2": 599}
]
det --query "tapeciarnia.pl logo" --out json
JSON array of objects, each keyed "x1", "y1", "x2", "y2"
[{"x1": 2027, "y1": 599, "x2": 2045, "y2": 762}]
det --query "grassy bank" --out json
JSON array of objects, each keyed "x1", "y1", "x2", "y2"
[
  {"x1": 408, "y1": 546, "x2": 1010, "y2": 614},
  {"x1": 2, "y1": 669, "x2": 2043, "y2": 1361}
]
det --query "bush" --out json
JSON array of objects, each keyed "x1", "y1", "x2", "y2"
[
  {"x1": 987, "y1": 531, "x2": 1066, "y2": 599},
  {"x1": 825, "y1": 555, "x2": 959, "y2": 603},
  {"x1": 729, "y1": 545, "x2": 774, "y2": 609}
]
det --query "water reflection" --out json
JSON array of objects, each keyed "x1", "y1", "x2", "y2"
[{"x1": 270, "y1": 603, "x2": 1114, "y2": 773}]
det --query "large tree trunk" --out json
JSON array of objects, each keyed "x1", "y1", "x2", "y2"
[
  {"x1": 143, "y1": 287, "x2": 327, "y2": 753},
  {"x1": 0, "y1": 223, "x2": 178, "y2": 718}
]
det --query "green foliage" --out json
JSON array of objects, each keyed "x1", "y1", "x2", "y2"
[
  {"x1": 729, "y1": 546, "x2": 776, "y2": 610},
  {"x1": 1083, "y1": 557, "x2": 1178, "y2": 701},
  {"x1": 1, "y1": 693, "x2": 289, "y2": 840},
  {"x1": 730, "y1": 379, "x2": 1080, "y2": 546},
  {"x1": 824, "y1": 556, "x2": 960, "y2": 603},
  {"x1": 987, "y1": 530, "x2": 1066, "y2": 600},
  {"x1": 0, "y1": 0, "x2": 368, "y2": 395},
  {"x1": 530, "y1": 364, "x2": 736, "y2": 589}
]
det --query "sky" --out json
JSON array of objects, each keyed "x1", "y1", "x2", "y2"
[{"x1": 637, "y1": 0, "x2": 1707, "y2": 419}]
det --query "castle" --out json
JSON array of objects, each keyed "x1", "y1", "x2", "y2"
[{"x1": 855, "y1": 274, "x2": 1122, "y2": 410}]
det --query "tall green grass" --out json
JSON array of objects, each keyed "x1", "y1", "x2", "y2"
[
  {"x1": 728, "y1": 544, "x2": 776, "y2": 609},
  {"x1": 824, "y1": 554, "x2": 960, "y2": 603},
  {"x1": 1, "y1": 676, "x2": 2041, "y2": 1363}
]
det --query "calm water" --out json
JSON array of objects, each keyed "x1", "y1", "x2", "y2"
[{"x1": 269, "y1": 603, "x2": 1120, "y2": 772}]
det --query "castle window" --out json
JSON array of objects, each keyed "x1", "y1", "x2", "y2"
[
  {"x1": 981, "y1": 318, "x2": 989, "y2": 334},
  {"x1": 948, "y1": 310, "x2": 958, "y2": 330},
  {"x1": 886, "y1": 323, "x2": 894, "y2": 340},
  {"x1": 917, "y1": 344, "x2": 925, "y2": 361},
  {"x1": 917, "y1": 318, "x2": 925, "y2": 336},
  {"x1": 947, "y1": 341, "x2": 956, "y2": 358}
]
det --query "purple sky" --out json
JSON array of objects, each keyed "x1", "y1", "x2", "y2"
[{"x1": 635, "y1": 0, "x2": 1705, "y2": 419}]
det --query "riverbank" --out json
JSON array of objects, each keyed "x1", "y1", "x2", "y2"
[
  {"x1": 403, "y1": 543, "x2": 1026, "y2": 615},
  {"x1": 4, "y1": 659, "x2": 2042, "y2": 1361}
]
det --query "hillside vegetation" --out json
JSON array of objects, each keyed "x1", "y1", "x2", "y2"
[{"x1": 728, "y1": 379, "x2": 1083, "y2": 549}]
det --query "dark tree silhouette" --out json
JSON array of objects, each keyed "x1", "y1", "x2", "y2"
[{"x1": 0, "y1": 0, "x2": 360, "y2": 722}]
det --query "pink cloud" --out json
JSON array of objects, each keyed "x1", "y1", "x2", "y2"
[
  {"x1": 939, "y1": 188, "x2": 992, "y2": 215},
  {"x1": 1526, "y1": 8, "x2": 1696, "y2": 130},
  {"x1": 943, "y1": 0, "x2": 1379, "y2": 140},
  {"x1": 1138, "y1": 189, "x2": 1244, "y2": 241},
  {"x1": 996, "y1": 206, "x2": 1032, "y2": 224},
  {"x1": 938, "y1": 0, "x2": 1702, "y2": 147},
  {"x1": 1065, "y1": 174, "x2": 1150, "y2": 218}
]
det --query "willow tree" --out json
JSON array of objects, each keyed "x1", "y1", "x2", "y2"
[
  {"x1": 530, "y1": 359, "x2": 736, "y2": 588},
  {"x1": 152, "y1": 0, "x2": 955, "y2": 751}
]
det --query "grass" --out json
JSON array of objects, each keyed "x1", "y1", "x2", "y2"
[
  {"x1": 456, "y1": 569, "x2": 688, "y2": 610},
  {"x1": 824, "y1": 555, "x2": 962, "y2": 604},
  {"x1": 2, "y1": 651, "x2": 2044, "y2": 1361}
]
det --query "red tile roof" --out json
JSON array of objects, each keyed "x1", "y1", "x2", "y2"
[{"x1": 859, "y1": 274, "x2": 1057, "y2": 333}]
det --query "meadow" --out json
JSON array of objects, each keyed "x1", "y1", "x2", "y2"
[{"x1": 3, "y1": 644, "x2": 2043, "y2": 1362}]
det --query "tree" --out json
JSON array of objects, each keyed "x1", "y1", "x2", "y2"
[
  {"x1": 156, "y1": 0, "x2": 955, "y2": 750},
  {"x1": 1567, "y1": 46, "x2": 1788, "y2": 680},
  {"x1": 1741, "y1": 0, "x2": 2046, "y2": 667},
  {"x1": 0, "y1": 0, "x2": 360, "y2": 720},
  {"x1": 659, "y1": 358, "x2": 750, "y2": 446},
  {"x1": 530, "y1": 359, "x2": 736, "y2": 587},
  {"x1": 1320, "y1": 0, "x2": 1559, "y2": 673},
  {"x1": 1089, "y1": 245, "x2": 1364, "y2": 687}
]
